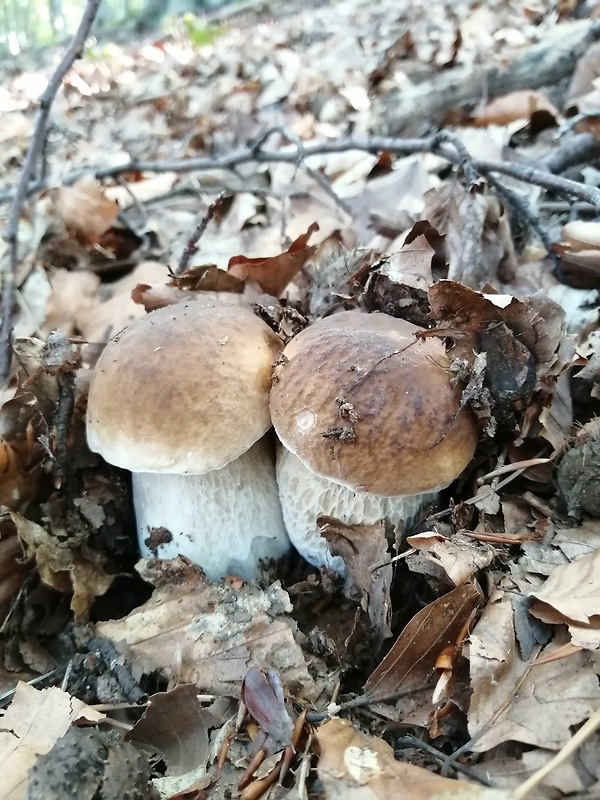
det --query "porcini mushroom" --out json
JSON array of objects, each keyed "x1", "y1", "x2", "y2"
[
  {"x1": 87, "y1": 302, "x2": 290, "y2": 581},
  {"x1": 270, "y1": 310, "x2": 478, "y2": 571}
]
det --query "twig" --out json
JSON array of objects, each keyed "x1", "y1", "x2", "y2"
[
  {"x1": 395, "y1": 735, "x2": 493, "y2": 787},
  {"x1": 0, "y1": 0, "x2": 102, "y2": 382},
  {"x1": 5, "y1": 132, "x2": 600, "y2": 209},
  {"x1": 175, "y1": 192, "x2": 227, "y2": 275}
]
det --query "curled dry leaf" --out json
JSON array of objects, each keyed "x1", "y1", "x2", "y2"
[
  {"x1": 364, "y1": 581, "x2": 481, "y2": 704},
  {"x1": 241, "y1": 667, "x2": 294, "y2": 753},
  {"x1": 228, "y1": 221, "x2": 320, "y2": 297},
  {"x1": 315, "y1": 718, "x2": 509, "y2": 800},
  {"x1": 52, "y1": 176, "x2": 119, "y2": 242},
  {"x1": 423, "y1": 185, "x2": 517, "y2": 288},
  {"x1": 530, "y1": 546, "x2": 600, "y2": 649},
  {"x1": 97, "y1": 560, "x2": 315, "y2": 700},
  {"x1": 10, "y1": 511, "x2": 114, "y2": 618},
  {"x1": 406, "y1": 531, "x2": 496, "y2": 586},
  {"x1": 319, "y1": 516, "x2": 392, "y2": 646}
]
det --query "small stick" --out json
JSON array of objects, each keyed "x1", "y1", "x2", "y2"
[
  {"x1": 0, "y1": 0, "x2": 102, "y2": 382},
  {"x1": 514, "y1": 705, "x2": 600, "y2": 799},
  {"x1": 175, "y1": 192, "x2": 226, "y2": 276}
]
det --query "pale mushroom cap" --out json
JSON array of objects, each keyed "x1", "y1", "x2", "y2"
[
  {"x1": 270, "y1": 310, "x2": 478, "y2": 495},
  {"x1": 87, "y1": 302, "x2": 283, "y2": 473}
]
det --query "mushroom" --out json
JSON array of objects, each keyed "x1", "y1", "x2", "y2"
[
  {"x1": 87, "y1": 302, "x2": 290, "y2": 581},
  {"x1": 270, "y1": 310, "x2": 478, "y2": 571}
]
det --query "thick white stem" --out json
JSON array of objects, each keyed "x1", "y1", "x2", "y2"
[
  {"x1": 276, "y1": 447, "x2": 438, "y2": 572},
  {"x1": 133, "y1": 438, "x2": 289, "y2": 581}
]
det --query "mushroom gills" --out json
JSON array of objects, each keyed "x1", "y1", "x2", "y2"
[
  {"x1": 277, "y1": 447, "x2": 438, "y2": 573},
  {"x1": 133, "y1": 437, "x2": 289, "y2": 581}
]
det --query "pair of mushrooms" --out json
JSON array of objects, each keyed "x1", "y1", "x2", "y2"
[{"x1": 86, "y1": 302, "x2": 477, "y2": 580}]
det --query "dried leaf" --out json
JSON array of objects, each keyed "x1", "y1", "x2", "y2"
[
  {"x1": 406, "y1": 531, "x2": 496, "y2": 586},
  {"x1": 316, "y1": 718, "x2": 509, "y2": 800},
  {"x1": 531, "y1": 548, "x2": 600, "y2": 627},
  {"x1": 468, "y1": 595, "x2": 600, "y2": 751},
  {"x1": 52, "y1": 176, "x2": 119, "y2": 242},
  {"x1": 364, "y1": 581, "x2": 481, "y2": 701},
  {"x1": 424, "y1": 188, "x2": 516, "y2": 287},
  {"x1": 474, "y1": 90, "x2": 558, "y2": 126},
  {"x1": 127, "y1": 685, "x2": 218, "y2": 775},
  {"x1": 97, "y1": 560, "x2": 315, "y2": 699},
  {"x1": 228, "y1": 222, "x2": 319, "y2": 296},
  {"x1": 319, "y1": 516, "x2": 392, "y2": 645},
  {"x1": 0, "y1": 683, "x2": 105, "y2": 800},
  {"x1": 10, "y1": 512, "x2": 114, "y2": 618}
]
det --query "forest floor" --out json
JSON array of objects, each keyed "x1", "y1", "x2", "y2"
[{"x1": 2, "y1": 0, "x2": 600, "y2": 798}]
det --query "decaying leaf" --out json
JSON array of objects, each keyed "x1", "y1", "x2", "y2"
[
  {"x1": 364, "y1": 581, "x2": 481, "y2": 705},
  {"x1": 319, "y1": 516, "x2": 392, "y2": 646},
  {"x1": 1, "y1": 682, "x2": 105, "y2": 800},
  {"x1": 315, "y1": 717, "x2": 510, "y2": 800},
  {"x1": 125, "y1": 684, "x2": 230, "y2": 797},
  {"x1": 228, "y1": 221, "x2": 319, "y2": 296},
  {"x1": 97, "y1": 559, "x2": 315, "y2": 699},
  {"x1": 10, "y1": 512, "x2": 114, "y2": 618},
  {"x1": 406, "y1": 531, "x2": 496, "y2": 586},
  {"x1": 468, "y1": 592, "x2": 600, "y2": 752},
  {"x1": 52, "y1": 176, "x2": 120, "y2": 242},
  {"x1": 424, "y1": 184, "x2": 517, "y2": 287}
]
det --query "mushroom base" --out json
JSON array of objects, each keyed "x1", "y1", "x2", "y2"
[
  {"x1": 133, "y1": 438, "x2": 290, "y2": 581},
  {"x1": 277, "y1": 448, "x2": 438, "y2": 573}
]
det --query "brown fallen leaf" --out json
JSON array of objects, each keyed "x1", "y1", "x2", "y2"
[
  {"x1": 228, "y1": 221, "x2": 319, "y2": 296},
  {"x1": 97, "y1": 559, "x2": 315, "y2": 699},
  {"x1": 530, "y1": 547, "x2": 600, "y2": 649},
  {"x1": 1, "y1": 682, "x2": 105, "y2": 800},
  {"x1": 468, "y1": 593, "x2": 600, "y2": 752},
  {"x1": 126, "y1": 685, "x2": 218, "y2": 774},
  {"x1": 424, "y1": 187, "x2": 517, "y2": 287},
  {"x1": 52, "y1": 176, "x2": 119, "y2": 242},
  {"x1": 474, "y1": 90, "x2": 558, "y2": 126},
  {"x1": 315, "y1": 717, "x2": 510, "y2": 799},
  {"x1": 10, "y1": 512, "x2": 114, "y2": 618},
  {"x1": 364, "y1": 581, "x2": 482, "y2": 703},
  {"x1": 406, "y1": 531, "x2": 496, "y2": 586},
  {"x1": 319, "y1": 516, "x2": 392, "y2": 647}
]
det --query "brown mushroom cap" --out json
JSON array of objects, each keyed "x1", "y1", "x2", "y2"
[
  {"x1": 270, "y1": 310, "x2": 477, "y2": 495},
  {"x1": 87, "y1": 302, "x2": 283, "y2": 474}
]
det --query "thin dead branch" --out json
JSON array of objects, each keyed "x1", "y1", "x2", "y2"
[{"x1": 0, "y1": 0, "x2": 102, "y2": 382}]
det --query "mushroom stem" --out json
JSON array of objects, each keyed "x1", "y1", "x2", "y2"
[
  {"x1": 133, "y1": 437, "x2": 289, "y2": 581},
  {"x1": 277, "y1": 447, "x2": 437, "y2": 572}
]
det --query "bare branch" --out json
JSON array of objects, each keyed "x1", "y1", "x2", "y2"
[{"x1": 0, "y1": 0, "x2": 103, "y2": 381}]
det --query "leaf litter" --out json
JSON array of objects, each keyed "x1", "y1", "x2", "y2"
[{"x1": 2, "y1": 0, "x2": 600, "y2": 798}]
